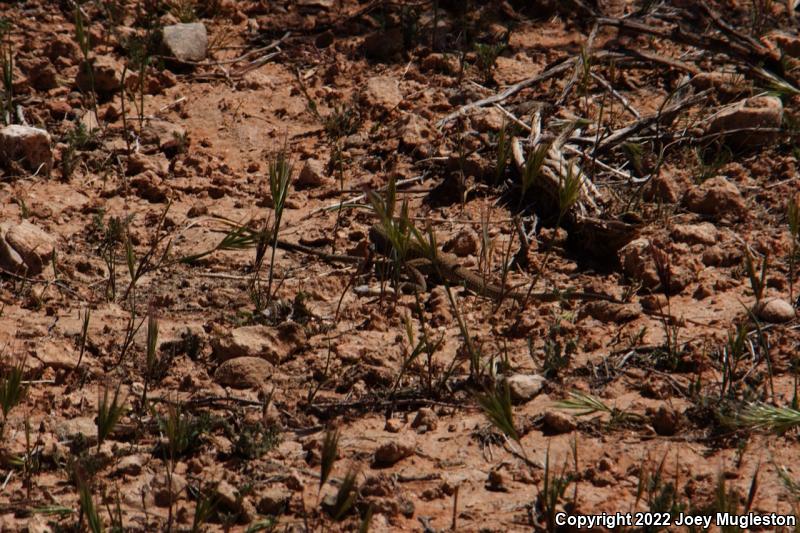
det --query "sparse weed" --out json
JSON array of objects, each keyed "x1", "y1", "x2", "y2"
[
  {"x1": 474, "y1": 42, "x2": 505, "y2": 84},
  {"x1": 476, "y1": 381, "x2": 519, "y2": 443},
  {"x1": 737, "y1": 402, "x2": 800, "y2": 434},
  {"x1": 536, "y1": 445, "x2": 576, "y2": 533},
  {"x1": 319, "y1": 428, "x2": 340, "y2": 492},
  {"x1": 158, "y1": 402, "x2": 209, "y2": 461},
  {"x1": 96, "y1": 384, "x2": 126, "y2": 451},
  {"x1": 744, "y1": 248, "x2": 768, "y2": 307},
  {"x1": 141, "y1": 309, "x2": 159, "y2": 407},
  {"x1": 0, "y1": 18, "x2": 13, "y2": 125},
  {"x1": 788, "y1": 195, "x2": 799, "y2": 302},
  {"x1": 78, "y1": 478, "x2": 105, "y2": 533},
  {"x1": 0, "y1": 357, "x2": 26, "y2": 431},
  {"x1": 556, "y1": 390, "x2": 641, "y2": 426},
  {"x1": 634, "y1": 454, "x2": 686, "y2": 532},
  {"x1": 324, "y1": 469, "x2": 358, "y2": 521},
  {"x1": 520, "y1": 143, "x2": 549, "y2": 206}
]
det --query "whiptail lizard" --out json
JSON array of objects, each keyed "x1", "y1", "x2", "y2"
[{"x1": 367, "y1": 223, "x2": 619, "y2": 304}]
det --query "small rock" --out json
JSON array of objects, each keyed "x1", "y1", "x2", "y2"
[
  {"x1": 693, "y1": 283, "x2": 714, "y2": 300},
  {"x1": 420, "y1": 53, "x2": 459, "y2": 74},
  {"x1": 115, "y1": 455, "x2": 144, "y2": 476},
  {"x1": 153, "y1": 472, "x2": 187, "y2": 507},
  {"x1": 411, "y1": 408, "x2": 438, "y2": 432},
  {"x1": 581, "y1": 301, "x2": 642, "y2": 323},
  {"x1": 1, "y1": 220, "x2": 57, "y2": 276},
  {"x1": 142, "y1": 119, "x2": 187, "y2": 154},
  {"x1": 671, "y1": 223, "x2": 718, "y2": 246},
  {"x1": 505, "y1": 374, "x2": 545, "y2": 403},
  {"x1": 364, "y1": 76, "x2": 402, "y2": 112},
  {"x1": 618, "y1": 238, "x2": 691, "y2": 294},
  {"x1": 0, "y1": 124, "x2": 53, "y2": 172},
  {"x1": 257, "y1": 487, "x2": 292, "y2": 515},
  {"x1": 643, "y1": 172, "x2": 681, "y2": 203},
  {"x1": 129, "y1": 171, "x2": 170, "y2": 202},
  {"x1": 470, "y1": 107, "x2": 505, "y2": 133},
  {"x1": 0, "y1": 236, "x2": 25, "y2": 273},
  {"x1": 486, "y1": 469, "x2": 507, "y2": 492},
  {"x1": 754, "y1": 298, "x2": 796, "y2": 323},
  {"x1": 315, "y1": 30, "x2": 335, "y2": 48},
  {"x1": 542, "y1": 411, "x2": 576, "y2": 434},
  {"x1": 25, "y1": 59, "x2": 59, "y2": 91},
  {"x1": 443, "y1": 229, "x2": 478, "y2": 257},
  {"x1": 400, "y1": 114, "x2": 433, "y2": 151},
  {"x1": 162, "y1": 23, "x2": 208, "y2": 62},
  {"x1": 212, "y1": 323, "x2": 307, "y2": 363},
  {"x1": 76, "y1": 55, "x2": 122, "y2": 95},
  {"x1": 640, "y1": 294, "x2": 668, "y2": 312},
  {"x1": 295, "y1": 158, "x2": 329, "y2": 189},
  {"x1": 362, "y1": 28, "x2": 403, "y2": 61},
  {"x1": 706, "y1": 95, "x2": 782, "y2": 148},
  {"x1": 683, "y1": 176, "x2": 746, "y2": 220},
  {"x1": 54, "y1": 417, "x2": 98, "y2": 446},
  {"x1": 34, "y1": 339, "x2": 79, "y2": 370},
  {"x1": 373, "y1": 440, "x2": 415, "y2": 467},
  {"x1": 650, "y1": 405, "x2": 680, "y2": 436},
  {"x1": 384, "y1": 418, "x2": 404, "y2": 433},
  {"x1": 214, "y1": 357, "x2": 273, "y2": 389},
  {"x1": 215, "y1": 480, "x2": 241, "y2": 511}
]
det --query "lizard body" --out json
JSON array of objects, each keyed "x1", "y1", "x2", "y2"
[{"x1": 368, "y1": 223, "x2": 618, "y2": 304}]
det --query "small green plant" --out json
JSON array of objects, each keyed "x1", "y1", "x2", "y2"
[
  {"x1": 141, "y1": 309, "x2": 159, "y2": 407},
  {"x1": 75, "y1": 307, "x2": 91, "y2": 371},
  {"x1": 190, "y1": 488, "x2": 219, "y2": 533},
  {"x1": 259, "y1": 148, "x2": 293, "y2": 312},
  {"x1": 96, "y1": 384, "x2": 126, "y2": 451},
  {"x1": 634, "y1": 454, "x2": 686, "y2": 532},
  {"x1": 536, "y1": 445, "x2": 576, "y2": 533},
  {"x1": 319, "y1": 428, "x2": 340, "y2": 493},
  {"x1": 744, "y1": 248, "x2": 768, "y2": 307},
  {"x1": 325, "y1": 469, "x2": 358, "y2": 521},
  {"x1": 494, "y1": 120, "x2": 512, "y2": 185},
  {"x1": 719, "y1": 323, "x2": 750, "y2": 398},
  {"x1": 232, "y1": 419, "x2": 280, "y2": 460},
  {"x1": 737, "y1": 402, "x2": 800, "y2": 434},
  {"x1": 0, "y1": 358, "x2": 26, "y2": 431},
  {"x1": 170, "y1": 0, "x2": 197, "y2": 22},
  {"x1": 788, "y1": 196, "x2": 799, "y2": 302},
  {"x1": 78, "y1": 478, "x2": 104, "y2": 533},
  {"x1": 556, "y1": 391, "x2": 641, "y2": 425},
  {"x1": 519, "y1": 143, "x2": 549, "y2": 207},
  {"x1": 158, "y1": 402, "x2": 208, "y2": 461},
  {"x1": 0, "y1": 18, "x2": 13, "y2": 125},
  {"x1": 474, "y1": 42, "x2": 505, "y2": 84},
  {"x1": 73, "y1": 2, "x2": 99, "y2": 121},
  {"x1": 324, "y1": 103, "x2": 361, "y2": 140},
  {"x1": 476, "y1": 381, "x2": 519, "y2": 443}
]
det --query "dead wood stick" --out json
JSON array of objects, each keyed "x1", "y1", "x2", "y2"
[
  {"x1": 590, "y1": 71, "x2": 640, "y2": 118},
  {"x1": 597, "y1": 17, "x2": 781, "y2": 74},
  {"x1": 584, "y1": 89, "x2": 711, "y2": 153},
  {"x1": 436, "y1": 58, "x2": 576, "y2": 128}
]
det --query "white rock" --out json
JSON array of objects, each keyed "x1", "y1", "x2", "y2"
[
  {"x1": 505, "y1": 374, "x2": 545, "y2": 403},
  {"x1": 0, "y1": 125, "x2": 52, "y2": 172},
  {"x1": 162, "y1": 23, "x2": 208, "y2": 62},
  {"x1": 755, "y1": 298, "x2": 796, "y2": 323}
]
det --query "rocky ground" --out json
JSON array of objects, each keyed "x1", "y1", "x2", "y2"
[{"x1": 1, "y1": 0, "x2": 800, "y2": 531}]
